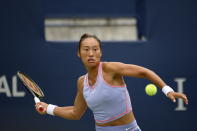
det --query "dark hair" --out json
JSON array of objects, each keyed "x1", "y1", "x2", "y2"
[{"x1": 78, "y1": 33, "x2": 102, "y2": 52}]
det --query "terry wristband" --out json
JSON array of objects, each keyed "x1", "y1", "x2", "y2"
[
  {"x1": 162, "y1": 85, "x2": 174, "y2": 96},
  {"x1": 47, "y1": 104, "x2": 57, "y2": 116}
]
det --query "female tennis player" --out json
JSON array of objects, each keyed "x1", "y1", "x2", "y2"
[{"x1": 35, "y1": 34, "x2": 188, "y2": 131}]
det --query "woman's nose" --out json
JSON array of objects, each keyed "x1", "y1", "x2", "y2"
[{"x1": 88, "y1": 50, "x2": 93, "y2": 56}]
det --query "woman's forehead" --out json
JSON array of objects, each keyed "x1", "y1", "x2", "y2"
[{"x1": 81, "y1": 38, "x2": 100, "y2": 47}]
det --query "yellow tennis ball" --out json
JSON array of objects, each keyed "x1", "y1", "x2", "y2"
[{"x1": 145, "y1": 84, "x2": 157, "y2": 96}]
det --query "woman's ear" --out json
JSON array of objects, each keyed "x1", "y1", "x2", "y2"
[
  {"x1": 100, "y1": 50, "x2": 102, "y2": 57},
  {"x1": 77, "y1": 51, "x2": 81, "y2": 58}
]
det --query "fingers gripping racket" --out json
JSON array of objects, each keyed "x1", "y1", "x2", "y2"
[{"x1": 17, "y1": 71, "x2": 45, "y2": 112}]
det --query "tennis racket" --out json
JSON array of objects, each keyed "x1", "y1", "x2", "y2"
[{"x1": 17, "y1": 71, "x2": 45, "y2": 112}]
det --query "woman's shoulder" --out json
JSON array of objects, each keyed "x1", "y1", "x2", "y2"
[
  {"x1": 77, "y1": 75, "x2": 86, "y2": 91},
  {"x1": 102, "y1": 61, "x2": 125, "y2": 65},
  {"x1": 78, "y1": 75, "x2": 85, "y2": 84},
  {"x1": 102, "y1": 61, "x2": 124, "y2": 71}
]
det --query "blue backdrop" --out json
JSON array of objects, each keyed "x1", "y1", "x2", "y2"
[{"x1": 0, "y1": 0, "x2": 196, "y2": 130}]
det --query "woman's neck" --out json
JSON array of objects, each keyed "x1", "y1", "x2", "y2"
[{"x1": 86, "y1": 64, "x2": 99, "y2": 79}]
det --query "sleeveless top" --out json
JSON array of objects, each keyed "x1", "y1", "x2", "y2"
[{"x1": 83, "y1": 62, "x2": 132, "y2": 124}]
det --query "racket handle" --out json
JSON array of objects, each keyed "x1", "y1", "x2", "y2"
[
  {"x1": 34, "y1": 97, "x2": 44, "y2": 112},
  {"x1": 34, "y1": 97, "x2": 40, "y2": 103}
]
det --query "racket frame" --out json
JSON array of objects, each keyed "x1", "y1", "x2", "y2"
[{"x1": 17, "y1": 71, "x2": 44, "y2": 111}]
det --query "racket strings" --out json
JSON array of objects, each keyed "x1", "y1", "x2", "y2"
[{"x1": 18, "y1": 73, "x2": 44, "y2": 97}]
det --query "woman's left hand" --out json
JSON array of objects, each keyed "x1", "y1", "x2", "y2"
[{"x1": 167, "y1": 92, "x2": 188, "y2": 105}]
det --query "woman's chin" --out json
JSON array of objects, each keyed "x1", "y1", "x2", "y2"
[{"x1": 86, "y1": 61, "x2": 99, "y2": 68}]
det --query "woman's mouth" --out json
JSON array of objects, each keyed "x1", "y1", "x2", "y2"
[{"x1": 88, "y1": 58, "x2": 95, "y2": 63}]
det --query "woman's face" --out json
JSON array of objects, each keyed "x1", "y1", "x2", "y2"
[{"x1": 78, "y1": 37, "x2": 102, "y2": 68}]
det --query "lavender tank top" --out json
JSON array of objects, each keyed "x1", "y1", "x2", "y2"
[{"x1": 83, "y1": 62, "x2": 132, "y2": 124}]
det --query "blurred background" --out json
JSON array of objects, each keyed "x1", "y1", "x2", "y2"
[{"x1": 0, "y1": 0, "x2": 196, "y2": 130}]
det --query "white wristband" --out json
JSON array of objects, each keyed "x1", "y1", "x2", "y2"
[
  {"x1": 47, "y1": 104, "x2": 57, "y2": 116},
  {"x1": 162, "y1": 85, "x2": 174, "y2": 96}
]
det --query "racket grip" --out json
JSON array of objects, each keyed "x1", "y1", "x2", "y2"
[
  {"x1": 34, "y1": 97, "x2": 44, "y2": 112},
  {"x1": 34, "y1": 97, "x2": 40, "y2": 103}
]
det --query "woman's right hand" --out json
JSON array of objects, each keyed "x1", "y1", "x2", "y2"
[{"x1": 35, "y1": 102, "x2": 48, "y2": 115}]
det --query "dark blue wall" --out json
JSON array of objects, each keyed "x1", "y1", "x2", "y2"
[
  {"x1": 45, "y1": 0, "x2": 136, "y2": 17},
  {"x1": 0, "y1": 0, "x2": 197, "y2": 130}
]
